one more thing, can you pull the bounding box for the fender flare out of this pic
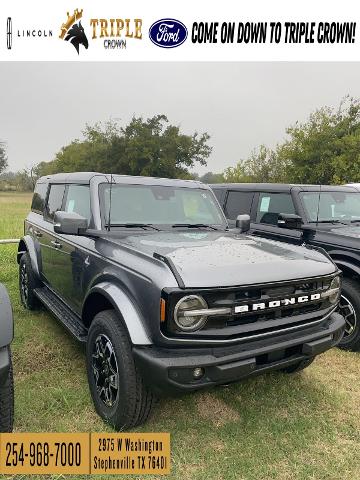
[17,235,40,277]
[332,259,360,277]
[327,248,360,263]
[83,282,152,345]
[0,284,14,348]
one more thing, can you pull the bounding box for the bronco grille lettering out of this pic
[234,293,321,314]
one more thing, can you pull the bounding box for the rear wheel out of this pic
[19,253,41,310]
[86,310,156,430]
[280,357,315,374]
[337,278,360,352]
[0,347,14,432]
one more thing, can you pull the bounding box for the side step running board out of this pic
[34,287,88,342]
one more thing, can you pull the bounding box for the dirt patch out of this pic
[178,463,205,480]
[209,439,226,452]
[195,392,240,427]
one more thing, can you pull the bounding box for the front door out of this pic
[56,184,92,311]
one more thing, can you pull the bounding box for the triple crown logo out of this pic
[59,9,88,54]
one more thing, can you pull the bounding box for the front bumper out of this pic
[133,312,345,395]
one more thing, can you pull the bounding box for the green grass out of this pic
[0,192,360,480]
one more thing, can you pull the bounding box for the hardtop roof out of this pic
[37,172,207,189]
[209,183,359,193]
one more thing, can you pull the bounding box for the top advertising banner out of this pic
[0,0,359,61]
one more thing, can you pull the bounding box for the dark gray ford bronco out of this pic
[18,173,345,430]
[0,284,14,431]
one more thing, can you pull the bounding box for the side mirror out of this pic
[235,214,251,233]
[278,213,303,229]
[54,211,88,235]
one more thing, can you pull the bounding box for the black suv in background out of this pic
[18,173,344,429]
[211,183,360,351]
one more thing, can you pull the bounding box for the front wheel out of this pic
[19,253,41,310]
[0,347,14,432]
[86,310,156,431]
[337,278,360,352]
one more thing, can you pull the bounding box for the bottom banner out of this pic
[0,432,170,475]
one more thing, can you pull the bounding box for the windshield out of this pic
[300,191,360,222]
[100,183,226,228]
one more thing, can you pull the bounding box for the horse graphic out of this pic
[65,21,88,54]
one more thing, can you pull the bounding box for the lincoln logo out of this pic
[7,17,12,50]
[234,293,321,314]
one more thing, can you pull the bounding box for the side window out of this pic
[64,185,91,224]
[44,184,65,222]
[212,189,224,205]
[256,193,295,225]
[225,191,254,219]
[31,183,48,214]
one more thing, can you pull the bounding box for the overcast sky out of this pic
[1,62,359,174]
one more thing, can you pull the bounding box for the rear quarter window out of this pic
[31,183,48,214]
[44,184,66,222]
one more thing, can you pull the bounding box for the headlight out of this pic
[174,295,208,331]
[321,276,341,304]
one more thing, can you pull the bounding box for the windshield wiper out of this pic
[107,223,161,231]
[172,223,220,231]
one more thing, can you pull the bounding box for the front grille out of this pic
[204,277,330,310]
[222,302,322,327]
[163,274,335,340]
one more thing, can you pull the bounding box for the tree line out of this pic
[1,96,360,191]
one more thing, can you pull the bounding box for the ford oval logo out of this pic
[149,18,187,48]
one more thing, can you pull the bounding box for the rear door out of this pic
[25,182,49,273]
[41,183,66,286]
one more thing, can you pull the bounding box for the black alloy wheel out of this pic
[338,295,357,339]
[86,309,156,430]
[19,262,28,305]
[337,278,360,351]
[91,334,119,408]
[18,253,41,310]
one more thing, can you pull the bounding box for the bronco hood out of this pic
[116,231,336,288]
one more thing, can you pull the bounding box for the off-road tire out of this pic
[0,347,14,432]
[280,357,315,374]
[338,278,360,352]
[19,252,41,310]
[86,310,156,431]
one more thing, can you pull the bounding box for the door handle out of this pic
[51,240,62,249]
[34,230,42,238]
